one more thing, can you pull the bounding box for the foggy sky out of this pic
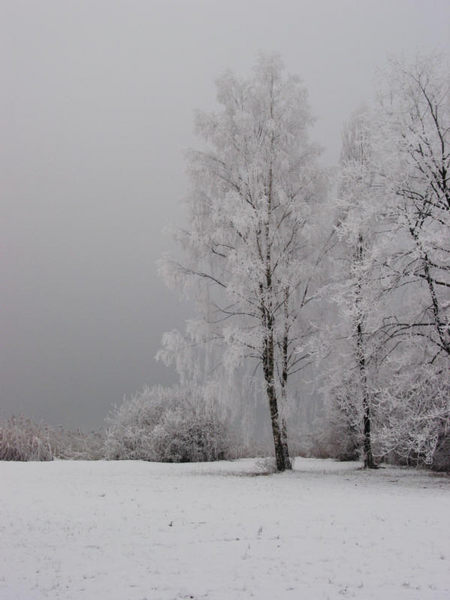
[1,0,449,430]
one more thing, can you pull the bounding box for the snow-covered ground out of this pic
[0,458,448,600]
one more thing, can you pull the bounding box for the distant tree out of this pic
[160,55,326,471]
[50,427,105,460]
[333,107,381,467]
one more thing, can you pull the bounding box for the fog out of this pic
[1,0,449,429]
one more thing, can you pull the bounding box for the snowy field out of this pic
[0,458,449,600]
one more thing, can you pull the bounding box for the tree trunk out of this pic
[262,139,291,472]
[279,300,292,469]
[263,327,291,471]
[358,320,375,469]
[355,234,375,469]
[267,377,288,471]
[409,227,450,356]
[362,399,375,468]
[280,397,292,469]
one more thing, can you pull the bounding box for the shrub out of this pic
[0,415,53,461]
[0,415,105,461]
[151,410,228,462]
[376,365,449,467]
[104,385,230,462]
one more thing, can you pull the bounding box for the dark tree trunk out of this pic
[261,138,292,472]
[358,321,375,468]
[355,234,376,469]
[279,305,292,469]
[266,374,288,472]
[280,413,291,468]
[263,323,291,471]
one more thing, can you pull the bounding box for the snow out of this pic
[0,458,448,599]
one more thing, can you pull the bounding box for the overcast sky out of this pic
[1,0,449,430]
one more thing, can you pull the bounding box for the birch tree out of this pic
[334,107,381,467]
[371,55,450,465]
[376,55,450,359]
[161,55,325,471]
[328,55,450,467]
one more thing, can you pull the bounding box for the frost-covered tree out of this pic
[372,55,450,467]
[325,55,450,468]
[160,55,326,471]
[376,54,449,359]
[331,107,382,467]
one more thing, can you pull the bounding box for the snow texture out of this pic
[0,458,448,599]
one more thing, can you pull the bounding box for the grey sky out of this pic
[1,0,449,429]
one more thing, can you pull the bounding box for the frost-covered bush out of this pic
[104,386,168,461]
[0,415,105,461]
[104,385,230,462]
[0,415,53,461]
[376,365,449,467]
[317,360,449,468]
[151,409,227,462]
